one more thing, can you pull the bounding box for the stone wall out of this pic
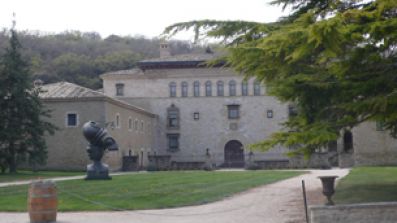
[102,67,338,167]
[104,99,155,170]
[41,97,155,171]
[42,100,105,171]
[123,96,289,166]
[353,122,397,166]
[310,202,397,223]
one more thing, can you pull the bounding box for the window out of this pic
[115,83,124,96]
[217,81,224,96]
[194,112,199,120]
[205,81,212,96]
[254,81,261,96]
[229,80,236,96]
[167,104,179,129]
[167,134,180,151]
[115,114,120,128]
[128,117,132,130]
[288,105,298,117]
[181,82,188,97]
[141,120,144,131]
[193,81,200,97]
[228,105,240,119]
[376,121,385,131]
[134,119,138,131]
[169,82,176,97]
[241,81,248,96]
[267,109,273,118]
[66,113,78,127]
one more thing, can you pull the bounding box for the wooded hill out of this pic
[0,30,204,89]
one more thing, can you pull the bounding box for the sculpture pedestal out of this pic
[85,162,111,180]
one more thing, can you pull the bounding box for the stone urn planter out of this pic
[318,175,338,205]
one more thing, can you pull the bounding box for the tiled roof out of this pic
[101,68,143,77]
[39,82,104,98]
[140,53,218,63]
[39,82,156,117]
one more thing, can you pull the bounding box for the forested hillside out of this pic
[0,30,202,89]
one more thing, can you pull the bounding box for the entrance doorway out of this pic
[224,140,244,167]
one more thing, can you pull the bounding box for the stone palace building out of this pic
[37,43,397,171]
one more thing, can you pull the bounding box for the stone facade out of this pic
[39,82,156,171]
[39,48,397,170]
[310,202,397,223]
[352,122,397,166]
[101,54,291,167]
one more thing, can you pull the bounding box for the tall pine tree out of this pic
[164,0,397,156]
[0,29,56,173]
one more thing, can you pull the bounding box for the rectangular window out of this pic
[116,83,124,96]
[67,113,78,127]
[168,112,178,128]
[194,112,199,120]
[128,118,132,130]
[288,105,298,117]
[267,110,273,118]
[228,105,240,119]
[115,114,120,128]
[167,134,179,151]
[376,121,385,131]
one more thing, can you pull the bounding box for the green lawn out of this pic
[0,170,303,211]
[0,170,84,183]
[334,167,397,204]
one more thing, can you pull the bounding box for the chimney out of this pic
[33,79,44,87]
[159,42,171,58]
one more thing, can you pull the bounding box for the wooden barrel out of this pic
[28,180,57,223]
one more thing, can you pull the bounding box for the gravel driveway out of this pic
[0,169,349,223]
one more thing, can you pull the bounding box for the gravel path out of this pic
[0,169,349,223]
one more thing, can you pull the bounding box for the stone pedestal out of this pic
[85,162,111,180]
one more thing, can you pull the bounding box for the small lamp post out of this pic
[318,176,338,205]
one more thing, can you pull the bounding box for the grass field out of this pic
[0,170,84,183]
[0,170,303,211]
[334,167,397,204]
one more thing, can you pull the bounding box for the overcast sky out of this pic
[0,0,288,40]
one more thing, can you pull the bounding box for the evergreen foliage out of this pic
[164,0,397,156]
[0,30,56,173]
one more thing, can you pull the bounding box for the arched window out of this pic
[241,81,248,96]
[205,81,212,96]
[181,82,188,97]
[254,80,261,96]
[217,81,224,96]
[193,81,200,97]
[169,82,176,97]
[229,80,236,96]
[128,117,132,130]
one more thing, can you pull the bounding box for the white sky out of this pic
[0,0,288,40]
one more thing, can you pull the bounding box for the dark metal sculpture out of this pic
[82,121,118,180]
[318,176,338,205]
